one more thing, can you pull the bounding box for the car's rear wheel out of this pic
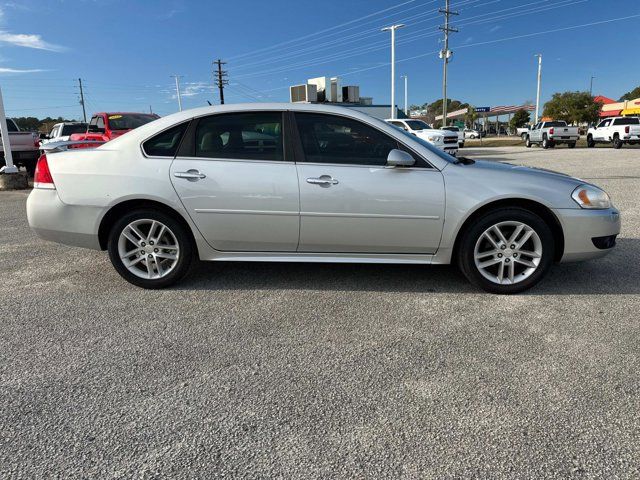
[613,133,623,149]
[521,133,527,141]
[542,135,550,149]
[457,208,555,294]
[568,142,576,149]
[525,136,532,148]
[107,209,194,289]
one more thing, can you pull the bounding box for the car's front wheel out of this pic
[457,208,555,294]
[107,209,194,289]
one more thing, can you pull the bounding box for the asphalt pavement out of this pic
[1,146,639,478]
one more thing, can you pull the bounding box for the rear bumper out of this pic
[554,207,621,262]
[26,188,103,250]
[548,136,579,143]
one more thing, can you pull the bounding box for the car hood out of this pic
[462,158,581,182]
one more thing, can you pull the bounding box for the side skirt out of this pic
[201,252,436,265]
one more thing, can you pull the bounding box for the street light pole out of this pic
[589,76,596,96]
[382,24,404,119]
[534,54,542,123]
[402,75,408,116]
[0,87,17,174]
[171,74,183,112]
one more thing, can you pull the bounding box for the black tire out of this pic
[107,208,194,289]
[542,135,549,149]
[525,136,532,148]
[613,134,623,149]
[521,133,527,141]
[457,208,555,294]
[568,142,576,149]
[587,135,595,148]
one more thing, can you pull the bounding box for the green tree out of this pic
[509,109,530,131]
[465,106,478,128]
[542,91,601,125]
[619,85,640,101]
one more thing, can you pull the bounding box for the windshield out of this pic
[443,126,459,132]
[61,124,88,136]
[107,114,158,130]
[393,127,458,164]
[405,120,431,131]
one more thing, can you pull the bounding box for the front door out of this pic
[170,111,299,252]
[293,112,445,254]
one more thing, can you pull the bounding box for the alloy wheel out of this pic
[473,221,543,285]
[117,219,180,279]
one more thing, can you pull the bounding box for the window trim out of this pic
[290,111,435,169]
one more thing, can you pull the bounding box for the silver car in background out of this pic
[27,103,620,293]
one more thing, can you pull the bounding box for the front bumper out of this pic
[554,207,620,262]
[26,188,103,250]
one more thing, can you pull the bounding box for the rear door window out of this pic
[194,112,284,161]
[613,117,639,125]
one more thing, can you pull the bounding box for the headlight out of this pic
[571,184,611,209]
[427,135,442,143]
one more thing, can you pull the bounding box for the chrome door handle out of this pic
[306,175,338,186]
[174,169,206,181]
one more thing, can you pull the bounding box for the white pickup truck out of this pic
[587,116,640,149]
[385,119,459,156]
[525,120,580,149]
[0,118,40,174]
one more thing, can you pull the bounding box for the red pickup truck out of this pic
[70,112,159,143]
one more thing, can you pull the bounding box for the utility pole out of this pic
[402,75,408,116]
[381,24,404,119]
[439,0,458,127]
[534,54,542,122]
[589,75,596,96]
[171,74,183,111]
[214,59,228,105]
[78,78,87,123]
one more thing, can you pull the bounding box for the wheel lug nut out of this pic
[154,248,158,253]
[501,245,506,250]
[141,250,145,254]
[150,241,154,245]
[505,258,510,263]
[148,254,153,258]
[510,244,515,249]
[141,242,146,247]
[498,253,503,258]
[513,253,518,257]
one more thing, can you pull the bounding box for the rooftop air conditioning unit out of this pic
[308,76,329,102]
[342,85,360,103]
[290,84,317,103]
[329,77,342,103]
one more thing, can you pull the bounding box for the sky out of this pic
[0,0,638,120]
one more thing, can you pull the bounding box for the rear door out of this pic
[292,112,445,254]
[169,111,300,252]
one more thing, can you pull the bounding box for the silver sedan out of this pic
[27,103,620,293]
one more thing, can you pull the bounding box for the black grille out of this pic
[443,137,457,144]
[592,235,617,250]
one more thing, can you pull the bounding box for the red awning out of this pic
[594,95,615,105]
[600,109,621,117]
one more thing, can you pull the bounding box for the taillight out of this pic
[34,154,55,189]
[549,127,554,135]
[625,126,630,134]
[34,135,40,148]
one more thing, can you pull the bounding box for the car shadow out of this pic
[177,237,639,296]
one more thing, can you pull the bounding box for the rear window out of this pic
[544,121,568,127]
[613,117,639,125]
[143,122,189,157]
[61,124,88,136]
[108,114,158,130]
[7,120,18,132]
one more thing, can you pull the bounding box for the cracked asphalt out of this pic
[1,146,639,478]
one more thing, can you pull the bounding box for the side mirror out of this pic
[386,149,415,167]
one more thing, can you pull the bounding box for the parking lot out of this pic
[1,146,639,478]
